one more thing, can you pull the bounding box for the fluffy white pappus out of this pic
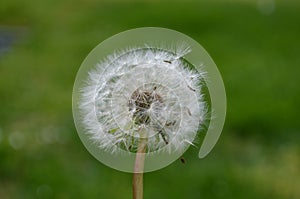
[79,44,206,154]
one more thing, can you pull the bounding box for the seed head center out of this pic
[128,87,163,125]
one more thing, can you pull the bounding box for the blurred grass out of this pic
[0,0,300,198]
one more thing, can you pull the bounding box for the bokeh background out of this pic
[1,0,300,198]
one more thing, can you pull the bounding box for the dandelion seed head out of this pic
[79,45,206,154]
[73,27,226,172]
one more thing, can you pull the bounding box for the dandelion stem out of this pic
[133,137,147,199]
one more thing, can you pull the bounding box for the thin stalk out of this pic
[132,138,147,199]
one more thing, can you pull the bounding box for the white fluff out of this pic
[79,45,206,154]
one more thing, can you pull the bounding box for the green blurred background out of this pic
[0,0,299,198]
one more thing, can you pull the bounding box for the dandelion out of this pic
[73,27,226,199]
[80,45,205,198]
[80,46,206,154]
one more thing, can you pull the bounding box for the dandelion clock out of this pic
[72,27,226,199]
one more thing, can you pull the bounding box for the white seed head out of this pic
[79,45,206,154]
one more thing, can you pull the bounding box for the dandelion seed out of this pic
[180,156,186,164]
